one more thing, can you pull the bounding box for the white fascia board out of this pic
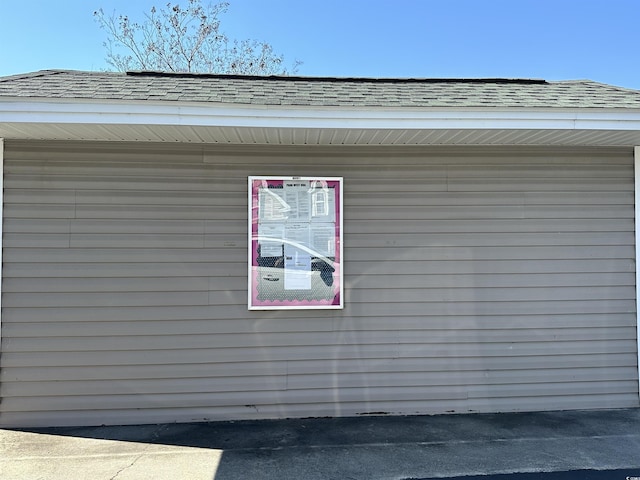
[2,98,640,132]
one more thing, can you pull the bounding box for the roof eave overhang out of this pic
[2,98,640,147]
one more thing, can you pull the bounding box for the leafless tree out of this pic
[94,0,301,74]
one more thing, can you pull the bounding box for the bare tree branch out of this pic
[94,0,301,74]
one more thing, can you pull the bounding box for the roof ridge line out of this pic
[125,70,549,84]
[0,69,76,84]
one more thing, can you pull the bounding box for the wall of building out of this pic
[0,140,637,427]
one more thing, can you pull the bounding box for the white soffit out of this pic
[2,99,640,146]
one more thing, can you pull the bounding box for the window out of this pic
[248,176,343,310]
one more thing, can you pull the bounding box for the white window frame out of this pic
[248,176,344,310]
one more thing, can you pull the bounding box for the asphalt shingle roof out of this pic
[2,69,640,109]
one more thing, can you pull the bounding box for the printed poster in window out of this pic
[249,176,343,310]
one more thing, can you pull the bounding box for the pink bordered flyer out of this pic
[248,176,343,310]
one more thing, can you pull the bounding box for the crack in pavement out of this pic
[109,452,145,480]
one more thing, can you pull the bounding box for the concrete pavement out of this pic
[1,408,640,479]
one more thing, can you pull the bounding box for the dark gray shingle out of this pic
[1,69,640,109]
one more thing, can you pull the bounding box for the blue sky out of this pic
[1,0,639,88]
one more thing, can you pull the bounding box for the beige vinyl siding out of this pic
[0,141,637,427]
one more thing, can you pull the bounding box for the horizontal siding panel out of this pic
[3,331,402,352]
[46,233,248,249]
[3,189,76,204]
[352,298,635,319]
[345,259,635,275]
[2,340,636,369]
[347,232,635,247]
[464,381,638,399]
[3,233,70,248]
[69,234,206,248]
[3,262,242,278]
[3,291,210,308]
[0,245,605,266]
[348,191,634,207]
[74,204,247,220]
[2,376,288,397]
[346,246,635,261]
[74,190,247,207]
[5,143,628,163]
[349,219,635,234]
[3,218,71,234]
[4,218,240,235]
[523,205,634,219]
[331,313,638,330]
[4,277,216,293]
[70,219,209,234]
[397,340,638,358]
[523,191,634,205]
[285,353,639,375]
[3,380,637,413]
[3,300,636,323]
[396,327,635,343]
[7,161,631,179]
[4,367,637,398]
[2,142,637,427]
[344,286,637,303]
[350,205,633,220]
[3,247,246,263]
[2,150,206,164]
[3,174,251,193]
[393,299,637,319]
[3,245,632,263]
[3,273,633,294]
[204,286,637,305]
[446,164,634,178]
[285,367,639,390]
[4,162,244,178]
[1,362,290,382]
[3,259,634,278]
[2,314,635,338]
[1,344,404,368]
[4,353,635,383]
[448,177,633,192]
[3,204,76,219]
[344,179,626,193]
[348,273,636,289]
[3,327,634,353]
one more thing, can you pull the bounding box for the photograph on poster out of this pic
[248,176,343,310]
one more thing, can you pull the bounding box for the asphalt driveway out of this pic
[2,408,640,479]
